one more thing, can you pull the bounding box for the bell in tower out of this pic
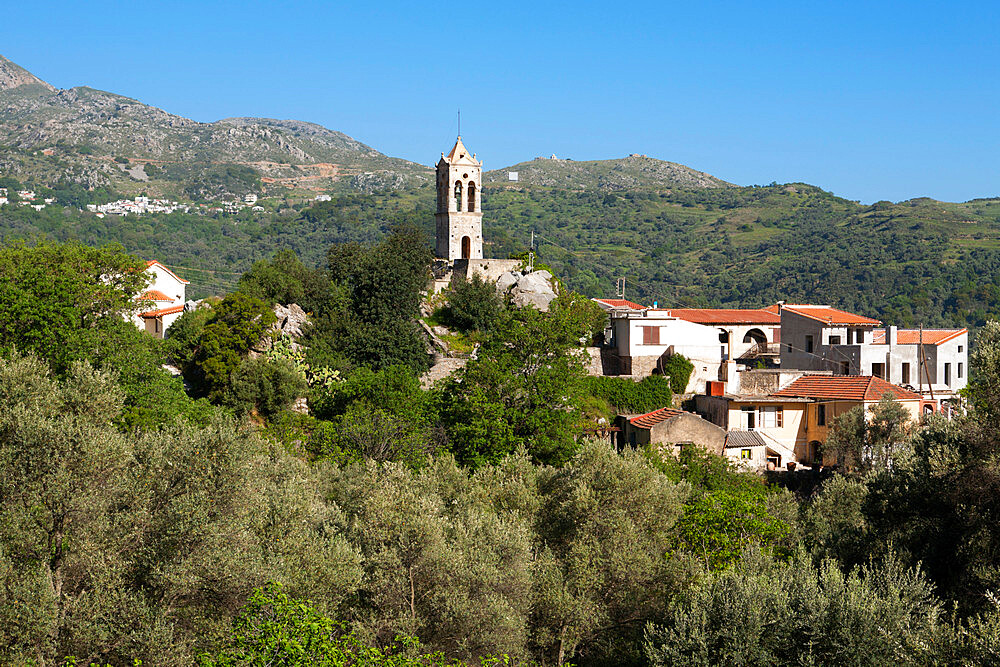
[435,136,483,261]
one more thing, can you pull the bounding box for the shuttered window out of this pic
[642,326,660,345]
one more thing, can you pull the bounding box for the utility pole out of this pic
[616,277,626,300]
[527,230,535,272]
[918,324,923,396]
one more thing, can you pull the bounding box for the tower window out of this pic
[454,181,463,212]
[467,182,476,212]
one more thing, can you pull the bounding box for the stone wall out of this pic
[454,258,523,283]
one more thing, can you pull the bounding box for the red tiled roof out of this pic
[664,308,780,325]
[871,328,967,346]
[628,407,685,429]
[594,298,646,310]
[145,260,190,284]
[771,375,921,401]
[140,304,185,318]
[781,305,881,326]
[138,289,173,301]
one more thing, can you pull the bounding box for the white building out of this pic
[777,304,967,401]
[133,260,189,338]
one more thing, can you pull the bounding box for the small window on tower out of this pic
[454,181,463,212]
[467,182,476,212]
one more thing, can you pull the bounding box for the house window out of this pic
[805,335,814,354]
[944,363,952,385]
[829,335,841,345]
[959,345,964,353]
[816,404,826,426]
[154,318,161,334]
[786,343,792,353]
[841,361,850,375]
[872,363,886,380]
[758,406,783,428]
[642,326,660,345]
[741,406,756,430]
[958,362,963,379]
[902,363,911,385]
[857,330,866,344]
[741,448,752,460]
[847,329,853,345]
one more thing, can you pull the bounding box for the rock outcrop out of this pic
[496,269,558,312]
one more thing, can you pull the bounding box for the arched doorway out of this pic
[461,236,471,259]
[743,328,767,345]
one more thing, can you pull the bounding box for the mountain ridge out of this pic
[0,55,732,198]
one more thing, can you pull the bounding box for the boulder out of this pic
[495,270,520,295]
[506,270,558,312]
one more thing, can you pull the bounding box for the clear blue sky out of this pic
[4,0,998,203]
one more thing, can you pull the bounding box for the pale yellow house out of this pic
[696,375,931,469]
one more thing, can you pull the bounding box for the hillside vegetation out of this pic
[5,178,1000,330]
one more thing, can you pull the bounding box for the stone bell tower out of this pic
[435,136,483,261]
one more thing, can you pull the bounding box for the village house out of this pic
[615,406,727,456]
[777,303,966,404]
[696,374,929,470]
[132,260,188,338]
[594,306,783,393]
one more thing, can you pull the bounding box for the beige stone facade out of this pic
[435,136,484,261]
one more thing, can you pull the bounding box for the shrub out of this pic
[585,375,673,413]
[443,275,502,332]
[659,354,694,394]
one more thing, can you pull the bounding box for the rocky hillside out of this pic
[0,55,431,196]
[483,154,731,191]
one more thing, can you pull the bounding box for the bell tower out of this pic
[435,136,483,261]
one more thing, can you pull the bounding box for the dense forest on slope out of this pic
[4,179,1000,328]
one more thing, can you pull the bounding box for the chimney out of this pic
[887,325,897,346]
[776,300,786,314]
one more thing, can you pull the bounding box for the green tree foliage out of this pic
[824,394,913,472]
[0,240,146,372]
[442,275,502,333]
[227,356,308,419]
[644,550,953,667]
[0,354,362,664]
[326,226,433,373]
[438,293,599,467]
[185,292,277,401]
[659,353,694,394]
[236,248,335,315]
[0,240,209,429]
[200,582,487,667]
[584,375,672,413]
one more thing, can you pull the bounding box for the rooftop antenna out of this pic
[458,109,461,137]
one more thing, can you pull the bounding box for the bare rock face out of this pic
[499,270,558,312]
[272,303,309,344]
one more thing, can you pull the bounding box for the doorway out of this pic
[461,236,471,259]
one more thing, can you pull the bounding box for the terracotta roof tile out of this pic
[138,289,173,301]
[772,375,921,401]
[664,308,780,325]
[628,407,685,429]
[781,305,881,326]
[594,298,646,310]
[140,304,185,318]
[871,328,967,345]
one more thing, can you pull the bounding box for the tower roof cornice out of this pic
[441,136,481,166]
